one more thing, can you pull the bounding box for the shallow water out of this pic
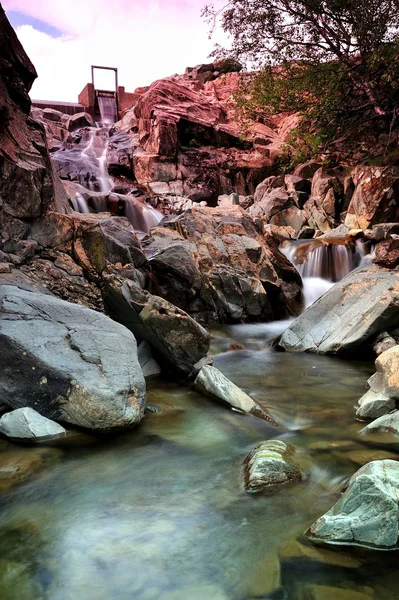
[1,325,399,599]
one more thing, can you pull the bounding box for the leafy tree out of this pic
[203,0,399,117]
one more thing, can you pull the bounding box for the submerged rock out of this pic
[0,407,66,442]
[243,440,304,491]
[307,460,399,549]
[278,266,399,354]
[194,365,276,424]
[0,284,146,431]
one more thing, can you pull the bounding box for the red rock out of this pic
[374,238,399,268]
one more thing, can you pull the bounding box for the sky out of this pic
[3,0,227,102]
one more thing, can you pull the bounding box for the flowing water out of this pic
[56,125,162,234]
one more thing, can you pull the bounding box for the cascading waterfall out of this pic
[55,121,162,234]
[283,238,375,308]
[97,96,118,125]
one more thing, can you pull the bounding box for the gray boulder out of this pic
[361,411,399,436]
[244,440,304,491]
[278,266,399,354]
[0,407,66,442]
[356,346,399,421]
[0,285,146,431]
[307,460,399,549]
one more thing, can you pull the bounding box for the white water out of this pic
[97,96,118,125]
[63,124,162,234]
[283,238,375,308]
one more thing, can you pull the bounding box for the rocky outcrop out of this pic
[278,266,399,354]
[194,365,276,423]
[243,440,305,491]
[142,205,303,323]
[0,284,146,431]
[0,6,68,255]
[0,407,66,442]
[307,460,399,549]
[345,167,399,230]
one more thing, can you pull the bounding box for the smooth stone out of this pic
[355,389,395,421]
[361,411,399,436]
[280,540,363,568]
[304,584,373,600]
[278,266,399,354]
[194,365,277,424]
[307,460,399,549]
[0,407,66,442]
[243,440,304,491]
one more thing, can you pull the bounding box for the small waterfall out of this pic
[97,96,118,125]
[55,120,163,234]
[283,238,374,308]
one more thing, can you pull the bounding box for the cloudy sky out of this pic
[3,0,227,102]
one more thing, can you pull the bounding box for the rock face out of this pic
[243,440,304,491]
[0,7,68,254]
[278,266,399,354]
[143,205,303,323]
[307,460,399,549]
[0,284,146,431]
[0,407,66,442]
[345,167,399,230]
[194,365,276,424]
[112,71,299,202]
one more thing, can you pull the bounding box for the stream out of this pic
[1,318,399,599]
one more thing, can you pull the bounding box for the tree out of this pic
[203,0,399,116]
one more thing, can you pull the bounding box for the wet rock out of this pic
[344,449,399,467]
[0,447,61,491]
[361,411,399,436]
[66,112,94,131]
[143,206,303,324]
[356,388,395,421]
[374,238,399,269]
[137,340,161,378]
[103,274,210,376]
[243,440,304,491]
[304,585,373,600]
[372,331,397,356]
[280,539,363,568]
[194,365,276,423]
[278,266,399,354]
[372,222,399,241]
[345,166,399,230]
[0,407,66,442]
[0,284,146,431]
[307,460,399,549]
[357,346,399,421]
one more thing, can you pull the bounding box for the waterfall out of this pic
[283,238,375,308]
[97,96,118,125]
[54,122,163,234]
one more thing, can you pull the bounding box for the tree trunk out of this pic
[346,63,386,117]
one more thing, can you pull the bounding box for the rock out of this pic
[66,112,94,131]
[279,540,363,568]
[0,7,69,253]
[356,388,395,421]
[361,411,399,436]
[239,553,281,597]
[293,161,323,180]
[307,460,399,549]
[0,407,66,442]
[243,440,304,491]
[0,447,61,491]
[137,340,161,378]
[194,365,276,423]
[372,331,397,355]
[374,238,399,268]
[0,284,146,431]
[103,274,210,376]
[298,226,315,239]
[311,167,344,219]
[142,206,303,324]
[304,585,373,600]
[42,108,63,122]
[345,166,399,230]
[357,346,399,421]
[278,266,399,354]
[372,223,399,241]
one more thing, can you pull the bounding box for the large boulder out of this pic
[345,166,399,230]
[102,274,210,376]
[0,7,68,253]
[0,284,146,431]
[307,460,399,549]
[356,347,399,420]
[142,205,303,324]
[278,266,399,354]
